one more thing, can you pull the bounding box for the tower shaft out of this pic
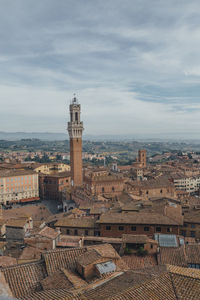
[67,96,84,186]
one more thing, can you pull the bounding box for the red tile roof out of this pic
[185,244,200,264]
[39,226,59,240]
[76,249,101,267]
[1,260,47,299]
[110,272,177,300]
[98,212,181,225]
[158,246,187,267]
[121,254,157,270]
[42,247,87,276]
[20,289,81,300]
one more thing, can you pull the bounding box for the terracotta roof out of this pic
[158,246,187,267]
[0,169,37,177]
[6,218,28,228]
[128,178,173,189]
[39,226,59,239]
[167,264,200,279]
[122,234,150,244]
[121,254,157,270]
[20,289,80,300]
[185,244,200,264]
[0,256,17,268]
[2,205,52,222]
[87,244,121,260]
[110,272,177,300]
[42,247,87,275]
[55,217,96,228]
[43,171,71,178]
[76,249,101,266]
[81,270,158,300]
[18,246,43,261]
[62,268,87,289]
[184,210,200,224]
[40,270,73,291]
[98,212,181,225]
[1,260,47,299]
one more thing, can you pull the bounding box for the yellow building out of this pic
[33,163,70,175]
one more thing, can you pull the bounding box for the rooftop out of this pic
[98,212,181,225]
[0,169,37,178]
[55,217,96,228]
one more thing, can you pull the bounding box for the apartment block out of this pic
[0,169,39,205]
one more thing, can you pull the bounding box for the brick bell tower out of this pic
[67,95,84,186]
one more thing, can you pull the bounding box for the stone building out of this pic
[6,216,33,241]
[84,169,124,197]
[67,95,84,187]
[171,174,200,194]
[126,178,176,200]
[0,169,39,205]
[55,217,98,236]
[97,212,182,238]
[33,163,70,175]
[39,171,71,201]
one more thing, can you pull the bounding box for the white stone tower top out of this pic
[67,94,84,139]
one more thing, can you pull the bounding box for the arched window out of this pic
[112,187,115,192]
[75,112,78,121]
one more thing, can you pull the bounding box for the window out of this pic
[94,231,100,236]
[74,229,78,235]
[75,112,78,121]
[112,187,115,192]
[118,226,124,231]
[85,230,88,236]
[156,227,161,232]
[106,226,111,230]
[160,189,163,194]
[167,227,172,233]
[180,230,186,237]
[131,226,136,231]
[191,224,196,228]
[144,227,149,231]
[190,231,195,237]
[66,229,70,235]
[184,223,188,227]
[151,244,153,249]
[146,191,148,195]
[102,187,105,193]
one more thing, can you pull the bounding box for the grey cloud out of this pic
[1,0,200,137]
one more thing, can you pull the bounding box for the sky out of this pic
[1,0,200,139]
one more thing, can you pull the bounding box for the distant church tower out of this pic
[67,95,84,186]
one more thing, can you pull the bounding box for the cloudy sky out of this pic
[1,0,200,138]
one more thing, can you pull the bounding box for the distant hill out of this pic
[0,131,199,142]
[0,132,68,141]
[0,132,156,141]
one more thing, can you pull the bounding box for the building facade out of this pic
[39,172,71,201]
[84,169,124,196]
[33,163,70,175]
[0,170,39,205]
[67,95,84,186]
[171,175,200,194]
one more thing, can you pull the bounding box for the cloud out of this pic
[0,0,200,138]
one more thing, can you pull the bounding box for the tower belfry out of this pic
[67,95,84,186]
